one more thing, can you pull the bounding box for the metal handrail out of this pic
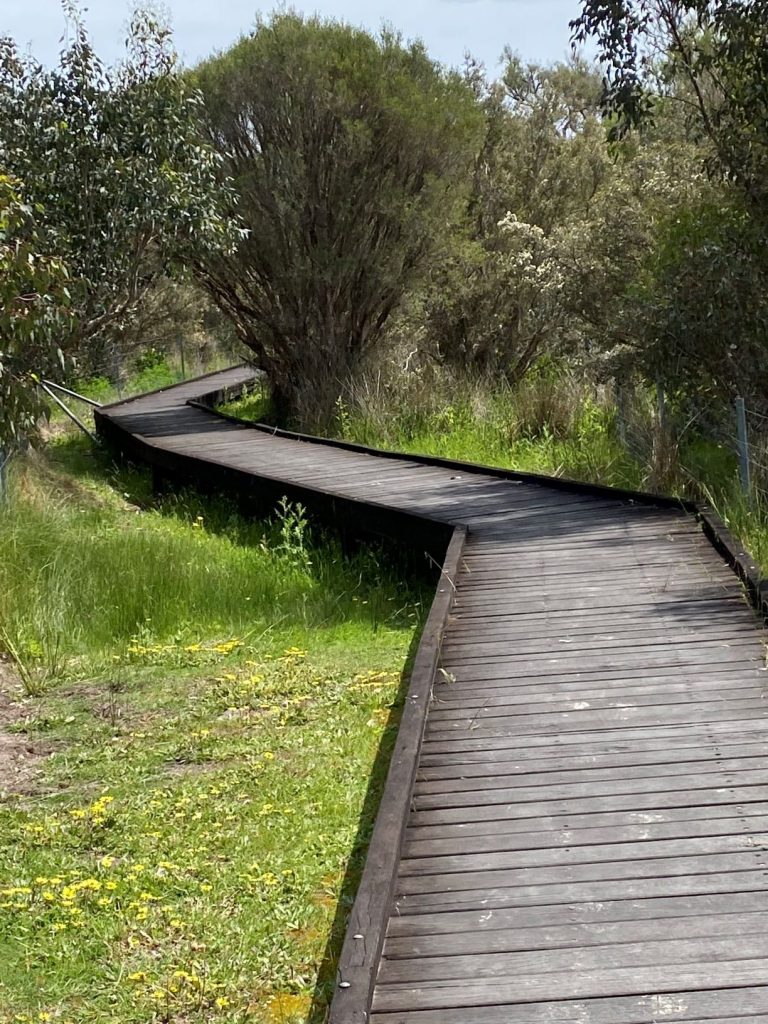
[41,379,102,408]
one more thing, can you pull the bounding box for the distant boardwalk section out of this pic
[96,367,768,1024]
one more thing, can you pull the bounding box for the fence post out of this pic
[0,447,8,505]
[615,380,627,447]
[735,396,751,494]
[656,382,666,429]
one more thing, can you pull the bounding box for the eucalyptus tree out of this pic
[0,176,72,451]
[0,4,239,385]
[572,0,768,210]
[192,13,484,428]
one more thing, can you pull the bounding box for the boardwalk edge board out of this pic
[327,526,466,1024]
[93,367,768,1024]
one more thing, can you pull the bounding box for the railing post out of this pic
[656,381,666,429]
[735,396,751,494]
[615,380,627,447]
[0,447,9,505]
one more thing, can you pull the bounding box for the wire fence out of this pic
[0,445,13,504]
[614,381,768,505]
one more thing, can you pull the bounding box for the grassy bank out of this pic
[0,436,425,1023]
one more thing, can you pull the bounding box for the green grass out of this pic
[224,381,644,489]
[0,435,425,1023]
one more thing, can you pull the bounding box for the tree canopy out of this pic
[0,176,73,447]
[572,1,768,211]
[0,5,238,394]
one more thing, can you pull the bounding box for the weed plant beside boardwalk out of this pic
[0,434,424,1023]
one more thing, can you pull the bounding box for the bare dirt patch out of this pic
[0,659,52,796]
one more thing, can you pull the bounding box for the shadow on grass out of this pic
[45,432,155,507]
[306,613,427,1024]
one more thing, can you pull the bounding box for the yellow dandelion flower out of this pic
[127,971,146,983]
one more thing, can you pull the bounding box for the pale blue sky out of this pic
[2,0,588,74]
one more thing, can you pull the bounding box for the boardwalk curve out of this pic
[95,366,768,1024]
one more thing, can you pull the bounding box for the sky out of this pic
[1,0,589,75]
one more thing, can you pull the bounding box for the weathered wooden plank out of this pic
[429,666,765,695]
[396,849,768,899]
[393,868,768,916]
[424,703,768,741]
[399,833,768,878]
[370,987,768,1023]
[427,689,765,722]
[420,721,768,757]
[377,932,768,985]
[416,752,768,789]
[431,677,763,706]
[408,784,768,828]
[404,813,768,859]
[441,629,763,659]
[444,614,757,640]
[383,905,768,958]
[449,595,751,620]
[412,768,768,812]
[386,888,768,938]
[437,651,762,685]
[406,801,768,844]
[418,738,768,773]
[371,959,768,1012]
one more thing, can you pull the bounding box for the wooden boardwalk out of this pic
[96,367,768,1024]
